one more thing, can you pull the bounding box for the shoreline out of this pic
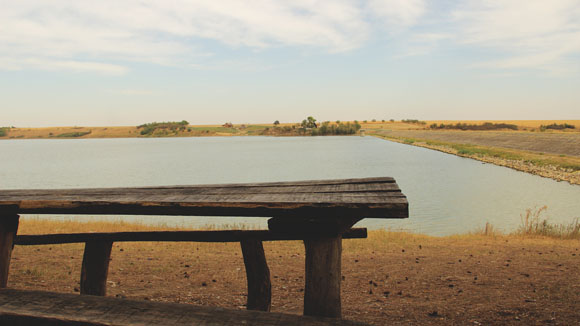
[371,134,580,185]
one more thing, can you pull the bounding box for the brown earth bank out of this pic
[372,130,580,157]
[8,220,580,326]
[371,131,580,185]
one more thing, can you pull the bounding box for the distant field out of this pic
[426,120,579,130]
[0,124,275,139]
[362,120,580,131]
[2,120,578,139]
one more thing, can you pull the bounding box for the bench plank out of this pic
[14,228,367,245]
[0,178,408,219]
[0,289,367,326]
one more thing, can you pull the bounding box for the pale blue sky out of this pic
[1,0,579,127]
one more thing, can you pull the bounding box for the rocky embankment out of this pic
[379,136,580,185]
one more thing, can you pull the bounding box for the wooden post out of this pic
[80,241,113,296]
[240,239,271,311]
[0,214,19,288]
[303,235,342,318]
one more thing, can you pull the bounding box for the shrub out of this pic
[430,122,518,131]
[540,123,575,131]
[310,121,361,136]
[138,121,189,136]
[402,119,426,125]
[56,131,92,138]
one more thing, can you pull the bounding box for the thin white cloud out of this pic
[110,89,155,96]
[1,0,408,74]
[452,0,580,72]
[395,33,451,57]
[0,57,128,75]
[366,0,426,28]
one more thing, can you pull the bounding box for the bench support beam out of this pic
[81,241,113,296]
[303,236,342,318]
[0,214,19,288]
[240,239,271,311]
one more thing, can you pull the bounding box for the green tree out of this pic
[274,120,280,126]
[301,116,317,128]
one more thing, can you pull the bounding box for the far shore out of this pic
[1,120,578,140]
[2,119,579,185]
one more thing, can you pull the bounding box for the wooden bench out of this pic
[0,177,408,323]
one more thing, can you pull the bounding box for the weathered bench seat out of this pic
[0,289,367,326]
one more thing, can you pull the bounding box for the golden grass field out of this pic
[9,219,580,325]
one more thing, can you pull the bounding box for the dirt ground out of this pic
[372,130,580,157]
[8,225,580,326]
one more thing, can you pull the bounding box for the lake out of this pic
[1,136,579,236]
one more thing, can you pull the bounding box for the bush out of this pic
[310,121,361,136]
[430,122,518,131]
[56,131,92,138]
[402,119,426,125]
[540,123,575,131]
[138,121,189,136]
[0,127,9,137]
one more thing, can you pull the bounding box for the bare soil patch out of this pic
[8,221,580,326]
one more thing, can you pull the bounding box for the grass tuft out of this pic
[517,206,580,239]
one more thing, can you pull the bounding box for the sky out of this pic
[1,0,579,127]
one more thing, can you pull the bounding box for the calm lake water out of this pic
[1,136,579,236]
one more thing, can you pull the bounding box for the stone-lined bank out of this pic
[373,134,580,185]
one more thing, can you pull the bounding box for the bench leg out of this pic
[81,241,113,296]
[0,214,19,288]
[303,236,342,318]
[240,239,271,311]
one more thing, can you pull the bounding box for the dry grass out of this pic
[5,126,140,139]
[517,207,580,239]
[9,219,580,325]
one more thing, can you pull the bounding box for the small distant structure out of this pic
[223,122,233,128]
